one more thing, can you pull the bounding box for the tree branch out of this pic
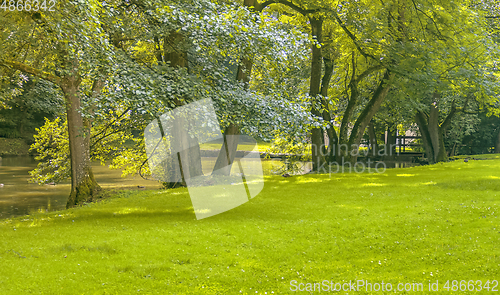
[440,100,457,132]
[327,9,378,61]
[356,64,385,82]
[410,0,448,40]
[257,0,319,14]
[90,108,131,148]
[0,60,61,85]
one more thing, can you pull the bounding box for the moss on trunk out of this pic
[66,170,101,208]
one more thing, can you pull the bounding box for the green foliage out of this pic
[456,112,500,155]
[266,130,311,175]
[109,137,150,178]
[29,117,70,184]
[0,75,64,139]
[3,0,500,183]
[30,110,149,184]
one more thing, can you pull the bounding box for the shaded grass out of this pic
[0,158,499,294]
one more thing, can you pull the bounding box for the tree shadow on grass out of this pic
[68,206,198,223]
[437,178,500,191]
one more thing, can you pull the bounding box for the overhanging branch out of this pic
[0,59,61,85]
[257,0,319,14]
[357,64,385,82]
[327,9,378,61]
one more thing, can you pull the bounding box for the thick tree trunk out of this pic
[210,56,251,174]
[212,123,240,176]
[187,136,204,178]
[385,124,397,158]
[368,120,378,157]
[155,117,184,188]
[64,74,100,208]
[427,102,441,163]
[415,110,435,163]
[320,56,337,161]
[347,70,394,163]
[416,97,458,163]
[436,131,448,162]
[309,16,327,172]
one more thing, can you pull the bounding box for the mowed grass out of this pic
[0,157,499,294]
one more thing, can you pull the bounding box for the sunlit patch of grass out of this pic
[0,157,499,293]
[296,176,327,183]
[362,183,387,187]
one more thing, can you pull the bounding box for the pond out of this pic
[0,156,162,219]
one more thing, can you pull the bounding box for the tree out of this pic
[0,2,113,206]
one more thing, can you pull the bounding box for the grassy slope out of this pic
[0,157,499,294]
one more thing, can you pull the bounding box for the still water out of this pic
[0,156,161,219]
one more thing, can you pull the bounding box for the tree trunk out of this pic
[309,16,326,172]
[368,120,378,157]
[416,96,458,163]
[337,54,360,163]
[320,55,337,161]
[427,102,441,163]
[63,74,100,208]
[436,130,448,162]
[210,55,251,175]
[385,124,397,158]
[187,136,204,178]
[415,110,435,163]
[347,70,394,163]
[212,123,240,176]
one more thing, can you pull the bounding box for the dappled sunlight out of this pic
[362,183,387,187]
[396,174,416,177]
[153,190,188,196]
[111,207,192,215]
[334,204,364,210]
[194,208,212,215]
[114,207,151,215]
[297,177,326,183]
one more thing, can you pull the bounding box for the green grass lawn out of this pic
[1,157,499,294]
